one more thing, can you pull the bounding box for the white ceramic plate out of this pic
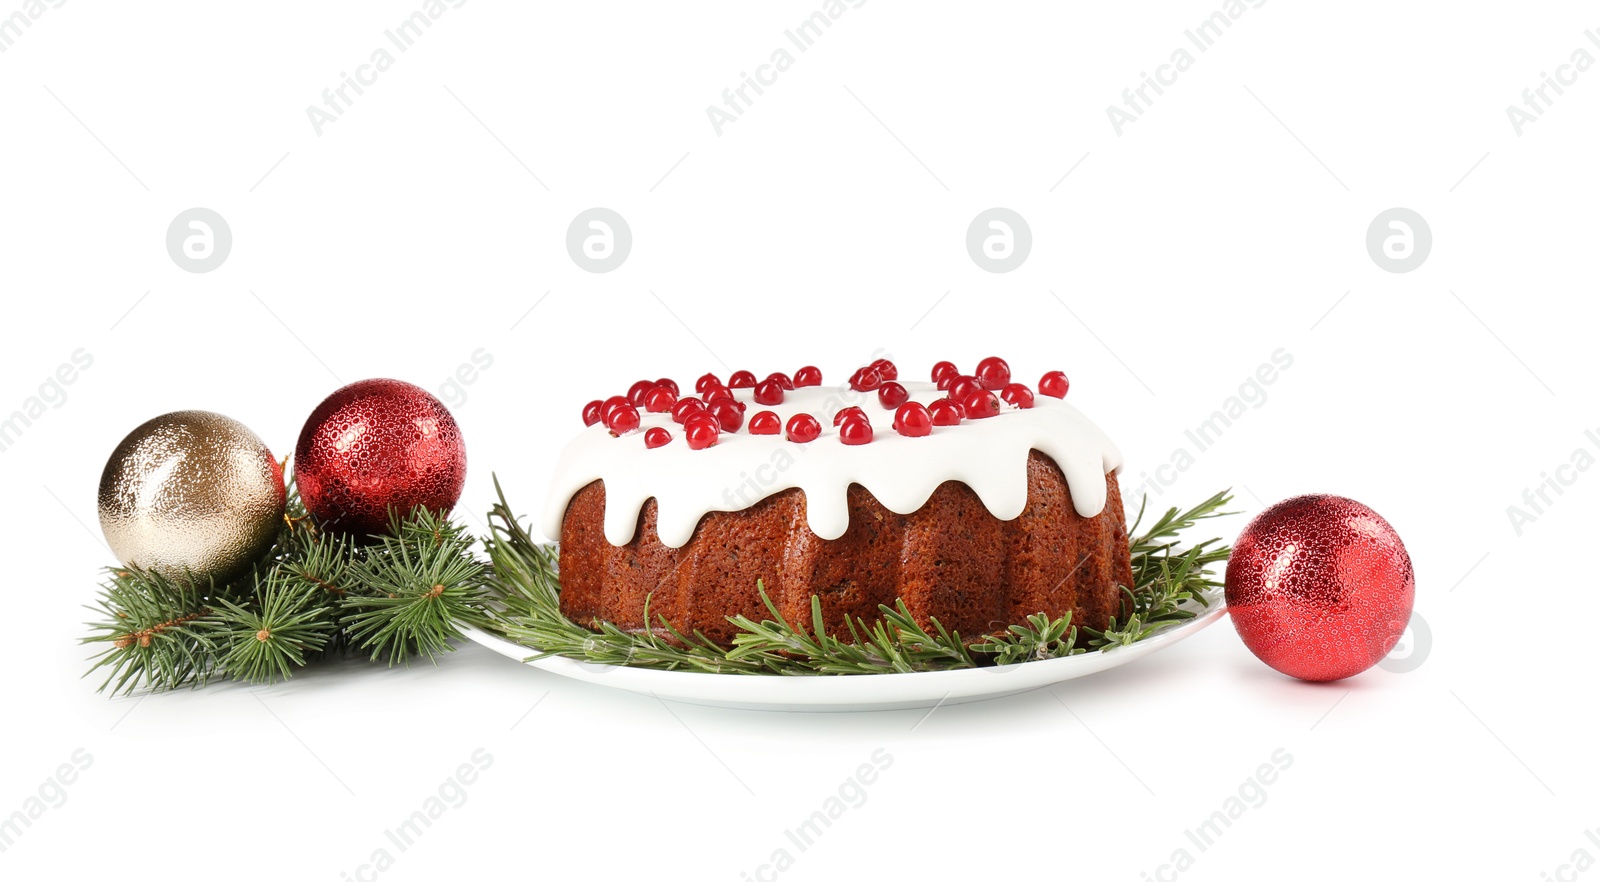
[461,589,1227,712]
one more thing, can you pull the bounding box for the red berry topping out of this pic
[627,380,657,407]
[794,366,822,387]
[644,427,672,449]
[703,384,734,403]
[708,399,745,432]
[748,411,782,435]
[877,381,909,409]
[695,373,721,394]
[839,418,874,445]
[849,367,882,392]
[1000,383,1034,409]
[602,395,630,422]
[1039,371,1070,398]
[786,413,821,443]
[684,415,720,450]
[870,358,898,381]
[947,376,984,401]
[582,400,604,426]
[929,398,964,426]
[606,403,641,434]
[893,402,933,437]
[645,386,678,413]
[728,370,758,389]
[753,379,785,406]
[655,378,680,397]
[766,372,794,390]
[975,357,1011,391]
[833,406,867,427]
[931,361,959,385]
[671,397,706,423]
[961,390,1000,419]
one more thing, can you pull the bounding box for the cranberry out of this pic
[794,366,822,387]
[748,411,782,435]
[753,379,785,406]
[839,418,874,445]
[765,372,794,390]
[606,403,641,434]
[645,386,678,413]
[655,378,680,397]
[870,358,898,381]
[684,415,720,450]
[601,395,630,423]
[703,384,734,403]
[947,376,984,401]
[931,361,958,385]
[695,373,721,394]
[644,427,672,449]
[877,382,909,408]
[1039,371,1070,398]
[833,406,867,427]
[929,398,964,426]
[975,357,1011,391]
[786,413,821,443]
[893,402,933,437]
[1000,383,1034,409]
[582,400,604,426]
[671,398,706,423]
[627,380,657,407]
[961,390,1000,419]
[708,399,745,432]
[728,370,758,389]
[849,367,882,392]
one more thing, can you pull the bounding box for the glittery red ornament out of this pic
[1225,494,1414,682]
[294,379,466,537]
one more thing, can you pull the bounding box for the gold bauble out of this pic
[97,411,286,584]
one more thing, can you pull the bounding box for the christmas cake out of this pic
[542,358,1133,647]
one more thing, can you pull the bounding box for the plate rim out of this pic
[459,588,1228,710]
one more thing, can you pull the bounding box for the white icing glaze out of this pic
[542,382,1123,548]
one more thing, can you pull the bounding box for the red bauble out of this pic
[1225,495,1415,682]
[294,378,467,537]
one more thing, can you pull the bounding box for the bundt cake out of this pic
[542,358,1132,648]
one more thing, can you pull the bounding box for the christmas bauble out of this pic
[294,378,466,537]
[1225,494,1414,682]
[98,411,286,583]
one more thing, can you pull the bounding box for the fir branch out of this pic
[278,530,354,598]
[82,568,222,695]
[83,475,491,694]
[340,506,492,665]
[484,481,1234,676]
[212,574,338,684]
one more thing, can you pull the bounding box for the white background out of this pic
[2,1,1594,879]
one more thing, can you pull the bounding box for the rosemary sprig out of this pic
[484,481,1234,675]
